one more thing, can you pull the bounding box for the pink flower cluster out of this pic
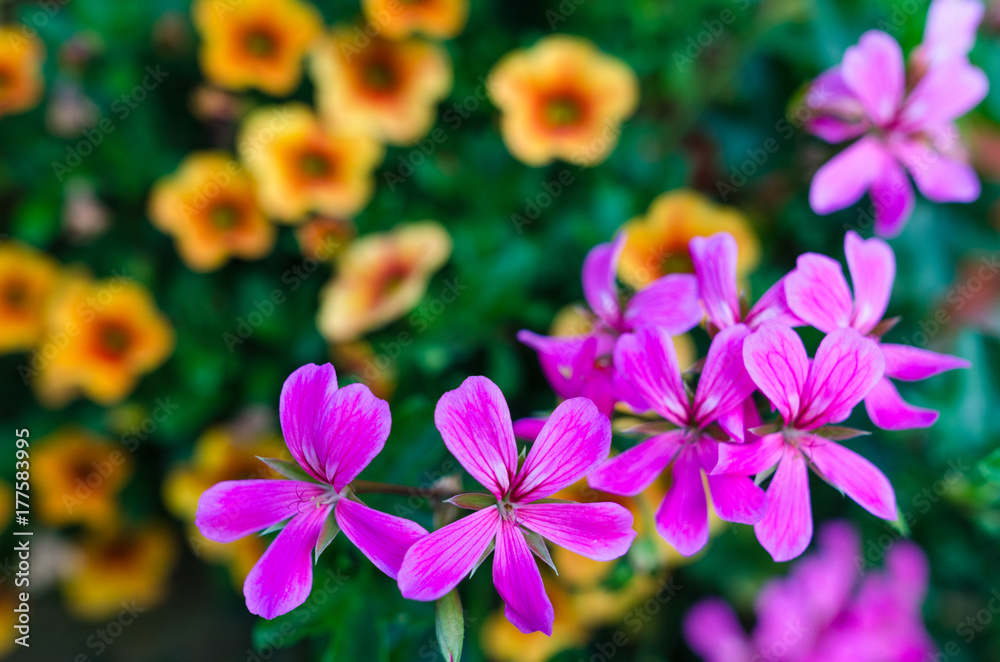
[684,520,936,662]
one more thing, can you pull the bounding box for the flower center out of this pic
[543,94,584,128]
[208,203,241,230]
[362,59,398,92]
[2,277,29,311]
[299,151,333,179]
[94,321,132,359]
[244,28,278,58]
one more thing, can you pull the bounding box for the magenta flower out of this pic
[684,521,935,662]
[806,12,988,236]
[714,325,897,561]
[786,230,970,430]
[519,233,702,415]
[196,363,428,619]
[397,376,636,635]
[588,324,766,555]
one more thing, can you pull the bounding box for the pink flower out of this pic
[683,521,935,662]
[714,325,897,561]
[397,376,636,635]
[786,230,970,430]
[519,233,702,415]
[588,324,767,556]
[806,10,988,237]
[196,363,428,619]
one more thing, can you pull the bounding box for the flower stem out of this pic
[350,480,462,500]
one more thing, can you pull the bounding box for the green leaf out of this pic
[435,589,464,662]
[315,510,341,563]
[624,420,676,435]
[257,457,319,483]
[446,493,496,510]
[260,518,291,536]
[814,425,871,440]
[978,448,1000,482]
[749,423,782,436]
[522,529,557,574]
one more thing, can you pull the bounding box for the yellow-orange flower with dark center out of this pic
[617,190,760,289]
[0,241,59,354]
[362,0,468,40]
[34,427,132,530]
[330,340,399,401]
[192,0,321,95]
[149,152,276,272]
[488,35,638,167]
[317,221,451,342]
[0,26,44,117]
[31,275,174,407]
[62,524,177,620]
[294,217,356,261]
[239,103,384,222]
[310,27,452,145]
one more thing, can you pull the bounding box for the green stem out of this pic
[350,480,464,500]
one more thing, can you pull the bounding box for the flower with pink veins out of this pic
[588,324,767,556]
[196,363,428,619]
[397,376,636,635]
[518,233,702,415]
[785,230,970,430]
[806,16,988,237]
[714,325,897,562]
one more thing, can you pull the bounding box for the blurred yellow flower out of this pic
[0,241,59,354]
[488,35,638,167]
[330,340,399,400]
[362,0,469,40]
[239,103,384,222]
[149,151,277,272]
[310,27,452,145]
[617,190,760,289]
[0,26,45,117]
[317,221,452,342]
[294,216,356,261]
[62,524,177,620]
[31,274,174,407]
[34,427,132,530]
[481,579,589,662]
[192,0,322,95]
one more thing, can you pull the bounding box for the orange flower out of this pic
[362,0,469,40]
[239,103,384,222]
[294,216,356,261]
[310,27,452,145]
[149,151,276,272]
[317,221,451,342]
[0,26,45,117]
[488,35,638,167]
[192,0,322,95]
[0,241,59,354]
[330,340,399,400]
[31,274,174,407]
[617,190,760,289]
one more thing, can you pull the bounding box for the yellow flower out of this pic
[62,524,178,620]
[488,35,638,167]
[317,221,451,342]
[480,579,588,662]
[310,27,452,145]
[31,274,174,407]
[0,241,59,354]
[192,0,322,95]
[330,340,399,400]
[0,26,45,117]
[617,190,760,289]
[294,216,356,261]
[34,427,132,530]
[238,103,384,222]
[149,151,277,272]
[362,0,469,40]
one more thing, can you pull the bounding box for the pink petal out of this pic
[518,501,636,561]
[690,233,741,329]
[806,437,897,520]
[512,416,547,441]
[655,448,710,556]
[713,432,785,477]
[197,479,327,543]
[743,324,810,423]
[614,327,689,426]
[864,377,940,430]
[806,67,871,143]
[809,136,887,215]
[317,383,391,491]
[706,473,768,525]
[785,253,853,334]
[920,0,984,64]
[891,139,981,203]
[244,505,331,619]
[807,115,870,144]
[870,156,916,238]
[899,58,989,132]
[844,230,895,334]
[512,397,612,502]
[745,277,803,329]
[880,343,970,381]
[624,273,702,335]
[841,30,905,125]
[434,376,518,498]
[582,234,625,327]
[798,328,885,429]
[587,430,685,496]
[693,324,756,426]
[279,363,340,483]
[683,599,751,662]
[493,521,554,635]
[755,447,813,562]
[335,498,428,580]
[517,330,591,398]
[398,507,501,601]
